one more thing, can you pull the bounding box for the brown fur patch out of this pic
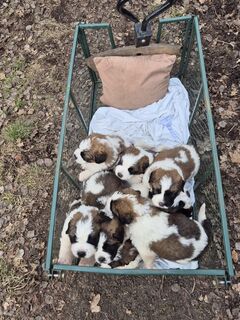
[100,217,124,243]
[149,168,183,193]
[81,172,130,209]
[123,146,140,156]
[168,214,201,240]
[83,134,125,166]
[154,146,195,180]
[110,239,139,268]
[134,155,150,174]
[110,197,137,224]
[150,234,194,261]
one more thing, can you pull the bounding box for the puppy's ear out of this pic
[110,200,119,217]
[98,211,112,223]
[95,153,107,164]
[137,156,149,174]
[113,226,124,242]
[118,213,133,225]
[66,220,77,243]
[180,180,185,191]
[122,188,141,197]
[149,171,156,184]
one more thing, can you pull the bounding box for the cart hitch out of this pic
[117,0,177,47]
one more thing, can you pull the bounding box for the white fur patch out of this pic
[172,191,192,208]
[175,150,188,163]
[95,232,112,265]
[84,172,104,194]
[183,145,200,177]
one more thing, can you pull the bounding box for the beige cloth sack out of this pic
[93,54,176,110]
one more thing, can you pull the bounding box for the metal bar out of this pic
[89,82,98,124]
[194,16,235,277]
[189,84,203,125]
[61,165,81,190]
[107,25,116,49]
[53,264,227,277]
[142,0,176,31]
[117,0,139,24]
[159,15,193,24]
[78,27,98,84]
[45,26,79,273]
[178,17,195,79]
[156,23,162,43]
[70,90,88,133]
[78,23,112,30]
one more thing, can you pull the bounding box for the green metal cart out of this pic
[45,2,235,285]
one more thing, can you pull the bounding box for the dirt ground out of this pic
[0,0,240,319]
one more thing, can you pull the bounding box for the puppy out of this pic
[106,191,210,268]
[81,171,130,209]
[58,203,106,264]
[94,214,141,269]
[143,145,200,209]
[74,133,128,181]
[114,146,154,185]
[94,215,125,267]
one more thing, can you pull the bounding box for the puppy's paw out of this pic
[58,256,73,265]
[79,170,92,181]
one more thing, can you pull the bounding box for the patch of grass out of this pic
[0,259,26,293]
[1,192,21,206]
[18,164,50,189]
[3,120,31,142]
[13,58,26,71]
[15,98,25,109]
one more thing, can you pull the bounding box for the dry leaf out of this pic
[229,150,240,164]
[232,250,238,264]
[90,294,101,313]
[0,72,6,80]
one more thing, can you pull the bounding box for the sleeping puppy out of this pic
[94,214,141,269]
[114,146,154,185]
[58,203,107,265]
[105,191,210,269]
[74,133,128,181]
[143,145,199,209]
[81,171,130,209]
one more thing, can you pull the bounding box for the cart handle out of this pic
[117,0,177,31]
[116,0,139,23]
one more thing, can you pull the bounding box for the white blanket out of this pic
[89,78,198,270]
[89,78,190,148]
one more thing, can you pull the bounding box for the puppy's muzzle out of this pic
[77,251,86,258]
[98,257,106,263]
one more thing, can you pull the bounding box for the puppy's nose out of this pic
[117,172,123,178]
[98,257,106,263]
[159,202,164,207]
[77,251,86,258]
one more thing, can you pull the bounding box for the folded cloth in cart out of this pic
[89,77,198,270]
[89,78,190,148]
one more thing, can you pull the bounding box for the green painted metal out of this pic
[61,165,81,190]
[178,17,195,79]
[45,18,234,282]
[156,23,162,43]
[158,15,193,24]
[70,90,88,133]
[53,264,227,277]
[193,16,234,277]
[45,26,79,273]
[189,84,203,125]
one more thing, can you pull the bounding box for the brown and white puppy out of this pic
[114,146,154,185]
[94,215,125,267]
[94,213,141,269]
[74,133,128,181]
[143,145,200,209]
[81,171,130,209]
[58,203,106,265]
[105,191,210,268]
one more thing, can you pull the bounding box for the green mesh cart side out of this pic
[45,15,234,285]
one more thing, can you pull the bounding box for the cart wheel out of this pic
[48,270,65,281]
